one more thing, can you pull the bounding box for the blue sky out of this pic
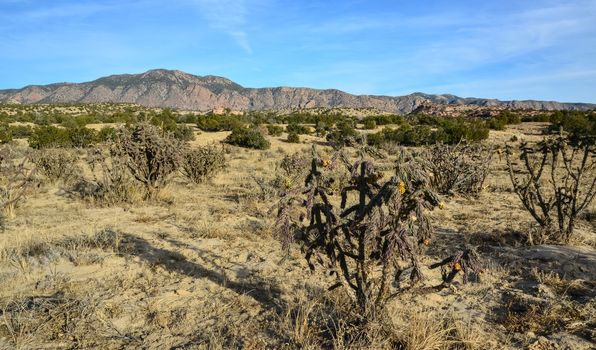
[1,0,595,103]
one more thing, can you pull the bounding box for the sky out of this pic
[1,0,595,103]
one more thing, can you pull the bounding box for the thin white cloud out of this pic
[192,0,252,54]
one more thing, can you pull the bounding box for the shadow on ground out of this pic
[119,233,284,313]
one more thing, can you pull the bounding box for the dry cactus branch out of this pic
[506,136,595,243]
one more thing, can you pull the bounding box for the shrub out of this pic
[0,145,36,220]
[439,119,489,144]
[266,125,284,137]
[0,124,13,143]
[286,123,311,135]
[276,148,440,319]
[8,125,33,139]
[111,123,183,199]
[368,119,489,147]
[181,144,227,184]
[326,120,359,147]
[28,126,71,149]
[225,127,270,150]
[69,148,140,206]
[172,124,196,142]
[362,119,377,130]
[506,136,596,244]
[96,127,117,143]
[287,132,300,143]
[67,127,97,148]
[197,115,243,131]
[423,143,494,195]
[486,111,522,130]
[28,126,100,149]
[30,148,81,185]
[363,114,404,126]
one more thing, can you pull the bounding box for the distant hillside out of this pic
[0,69,593,114]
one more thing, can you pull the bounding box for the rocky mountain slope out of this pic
[0,69,593,114]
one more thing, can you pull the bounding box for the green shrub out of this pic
[286,123,311,135]
[439,118,489,143]
[28,126,72,149]
[197,115,244,131]
[362,119,377,130]
[225,127,270,150]
[486,111,521,130]
[0,124,13,144]
[97,127,117,143]
[173,124,196,141]
[362,114,404,126]
[287,132,300,143]
[8,125,33,139]
[181,144,227,184]
[326,119,358,147]
[266,125,284,137]
[67,127,97,148]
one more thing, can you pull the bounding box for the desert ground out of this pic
[0,121,594,350]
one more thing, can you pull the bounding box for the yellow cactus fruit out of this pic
[409,215,417,222]
[423,239,431,246]
[453,262,462,271]
[399,181,406,195]
[283,177,293,189]
[322,159,331,168]
[439,202,445,210]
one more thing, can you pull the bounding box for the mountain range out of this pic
[0,69,593,114]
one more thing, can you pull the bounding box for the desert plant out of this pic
[423,143,494,195]
[28,126,71,149]
[286,123,311,135]
[362,119,377,130]
[326,120,359,147]
[266,125,284,137]
[172,124,196,141]
[225,127,270,150]
[30,148,81,185]
[287,132,300,143]
[276,147,440,320]
[181,144,227,184]
[69,148,140,206]
[506,136,596,243]
[0,146,36,220]
[429,249,482,289]
[278,151,310,178]
[111,123,182,199]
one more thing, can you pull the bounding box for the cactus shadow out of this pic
[119,233,284,313]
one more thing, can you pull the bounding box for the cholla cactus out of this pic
[276,146,440,320]
[111,123,182,199]
[430,249,482,287]
[423,143,494,195]
[181,144,227,184]
[0,146,36,220]
[506,135,595,243]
